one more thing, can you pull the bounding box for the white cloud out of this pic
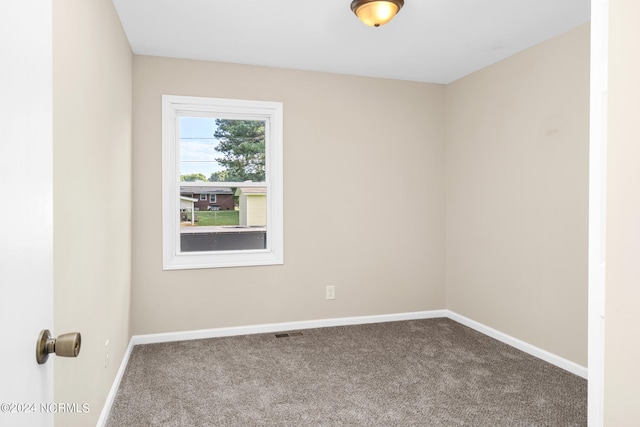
[180,138,224,176]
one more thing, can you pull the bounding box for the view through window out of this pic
[179,117,268,252]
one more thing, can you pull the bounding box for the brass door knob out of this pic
[36,329,81,364]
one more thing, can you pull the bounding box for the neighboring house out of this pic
[236,187,267,226]
[180,186,235,211]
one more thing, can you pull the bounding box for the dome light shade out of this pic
[350,0,404,27]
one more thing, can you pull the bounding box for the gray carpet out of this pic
[105,318,587,426]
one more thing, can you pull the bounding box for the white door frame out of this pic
[588,0,608,426]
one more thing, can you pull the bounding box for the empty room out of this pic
[2,0,639,426]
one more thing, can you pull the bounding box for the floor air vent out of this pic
[275,332,303,338]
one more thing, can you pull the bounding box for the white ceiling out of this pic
[112,0,590,84]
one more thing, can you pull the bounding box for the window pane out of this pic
[179,186,268,252]
[179,117,266,182]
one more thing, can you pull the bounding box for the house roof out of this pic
[180,186,234,195]
[235,187,267,196]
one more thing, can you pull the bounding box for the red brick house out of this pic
[180,186,235,211]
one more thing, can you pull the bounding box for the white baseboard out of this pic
[98,309,587,425]
[446,310,588,379]
[130,310,448,345]
[96,338,136,427]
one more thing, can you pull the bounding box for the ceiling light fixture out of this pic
[350,0,404,27]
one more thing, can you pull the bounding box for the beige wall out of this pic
[52,0,132,426]
[445,25,590,365]
[605,1,640,424]
[131,56,446,335]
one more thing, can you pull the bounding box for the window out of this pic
[162,95,283,270]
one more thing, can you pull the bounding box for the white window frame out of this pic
[200,194,207,201]
[209,194,216,203]
[162,95,283,270]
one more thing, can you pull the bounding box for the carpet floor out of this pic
[105,318,587,426]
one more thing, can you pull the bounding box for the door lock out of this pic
[36,329,81,364]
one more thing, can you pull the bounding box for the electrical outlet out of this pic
[326,285,335,300]
[105,340,110,368]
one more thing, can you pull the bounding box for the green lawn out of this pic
[188,210,239,226]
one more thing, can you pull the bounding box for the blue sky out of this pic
[179,117,224,178]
